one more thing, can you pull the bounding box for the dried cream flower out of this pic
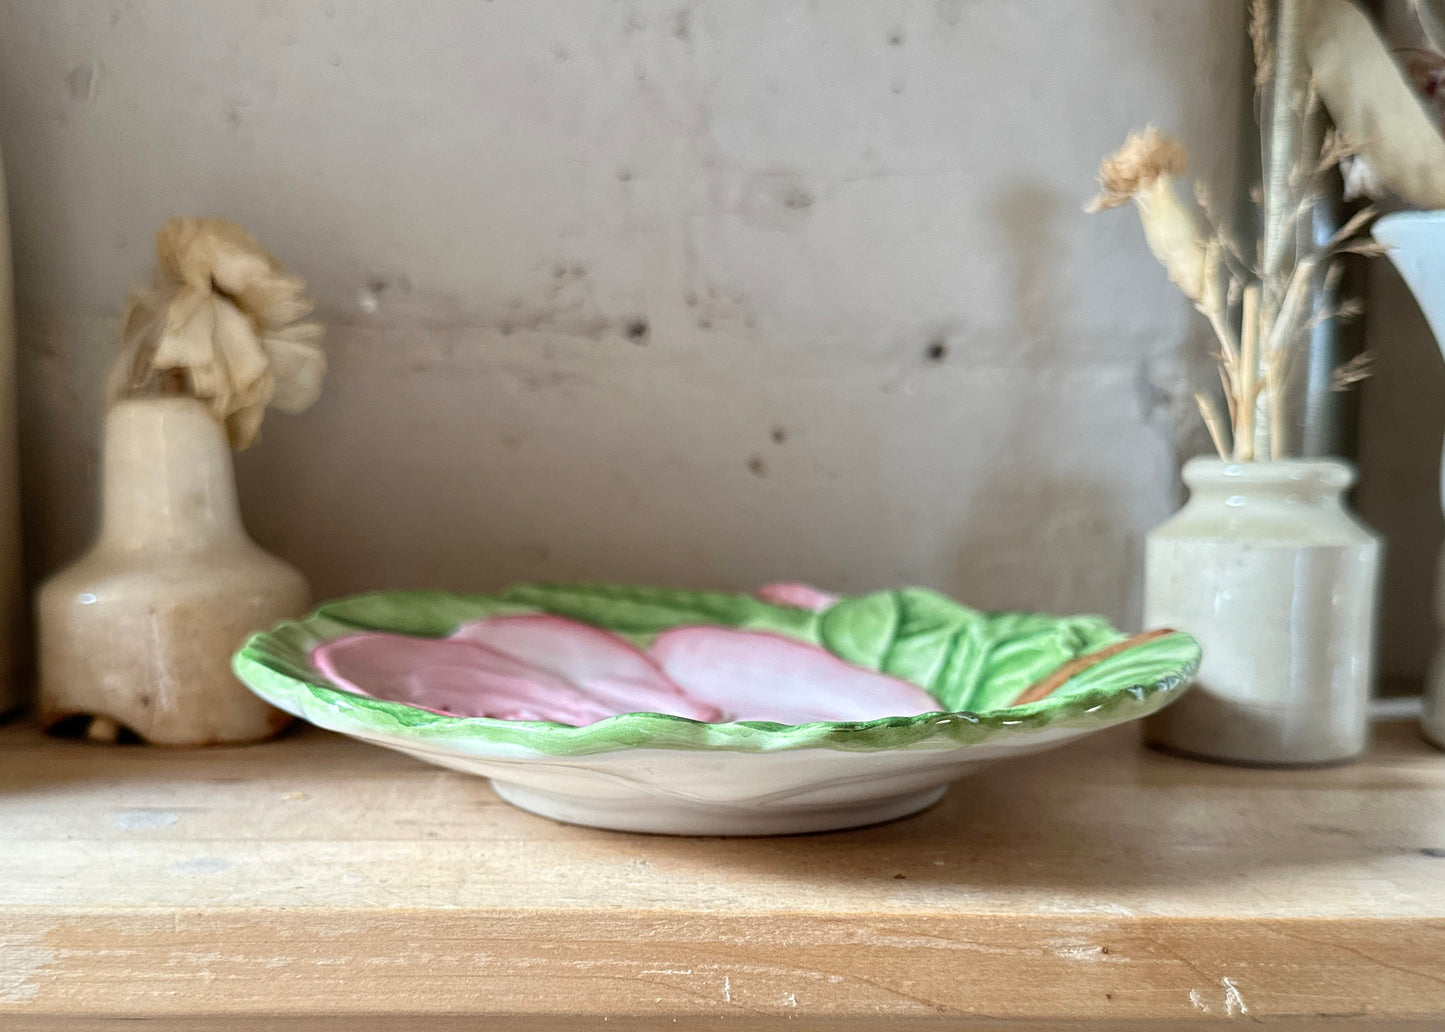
[107,218,325,450]
[1085,127,1188,211]
[1086,128,1211,305]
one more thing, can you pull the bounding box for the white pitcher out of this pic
[1373,211,1445,749]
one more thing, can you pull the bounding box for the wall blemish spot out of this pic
[66,62,99,101]
[358,278,387,314]
[780,186,814,212]
[925,338,948,363]
[519,545,551,565]
[625,318,650,344]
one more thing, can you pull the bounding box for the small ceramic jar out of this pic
[1142,458,1382,766]
[38,397,308,745]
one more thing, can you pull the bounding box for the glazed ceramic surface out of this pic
[1144,458,1381,766]
[1374,211,1445,750]
[38,398,309,746]
[236,584,1198,834]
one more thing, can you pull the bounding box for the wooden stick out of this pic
[1009,629,1175,707]
[1235,284,1260,461]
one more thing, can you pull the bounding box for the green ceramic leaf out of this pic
[499,582,820,644]
[235,584,1201,756]
[316,590,536,637]
[954,612,1121,711]
[817,589,1121,711]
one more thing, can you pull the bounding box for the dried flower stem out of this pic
[1195,391,1231,460]
[1218,363,1239,429]
[1268,205,1377,394]
[1266,352,1285,461]
[1330,351,1373,390]
[1087,116,1377,461]
[1250,0,1273,90]
[1235,285,1261,462]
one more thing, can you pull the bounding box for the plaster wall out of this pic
[0,1,1249,631]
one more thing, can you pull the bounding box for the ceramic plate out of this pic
[234,583,1200,835]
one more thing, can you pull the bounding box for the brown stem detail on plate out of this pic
[1009,628,1176,707]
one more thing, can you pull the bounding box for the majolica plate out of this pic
[234,583,1200,835]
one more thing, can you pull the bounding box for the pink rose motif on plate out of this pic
[754,582,841,612]
[314,612,938,726]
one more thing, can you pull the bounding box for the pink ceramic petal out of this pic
[755,583,840,612]
[452,614,722,721]
[314,633,616,723]
[650,627,939,724]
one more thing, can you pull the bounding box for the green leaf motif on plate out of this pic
[817,589,1121,711]
[233,583,1202,756]
[499,582,820,645]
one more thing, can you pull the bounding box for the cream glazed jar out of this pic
[1142,458,1381,766]
[38,397,308,745]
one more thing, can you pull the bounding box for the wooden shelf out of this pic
[2,718,1443,1029]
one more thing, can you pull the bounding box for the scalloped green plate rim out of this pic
[233,584,1201,756]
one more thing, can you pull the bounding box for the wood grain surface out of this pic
[2,719,1443,1028]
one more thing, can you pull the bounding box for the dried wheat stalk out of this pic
[1086,117,1375,461]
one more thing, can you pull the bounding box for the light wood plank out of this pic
[2,719,1443,1026]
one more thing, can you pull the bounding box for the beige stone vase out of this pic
[1142,458,1382,766]
[38,397,308,745]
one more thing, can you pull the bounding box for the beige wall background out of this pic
[15,1,1432,677]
